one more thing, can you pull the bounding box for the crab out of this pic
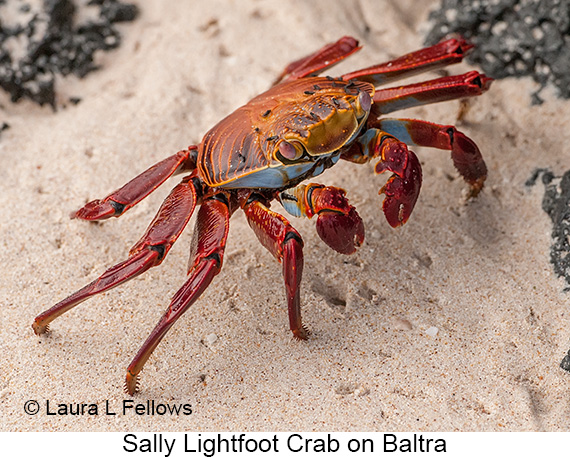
[33,36,492,395]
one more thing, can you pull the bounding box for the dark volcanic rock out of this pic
[0,0,139,108]
[427,0,570,103]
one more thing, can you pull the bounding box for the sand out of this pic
[1,0,569,432]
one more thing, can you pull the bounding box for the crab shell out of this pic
[197,77,374,189]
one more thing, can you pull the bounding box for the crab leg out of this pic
[32,176,198,335]
[280,184,365,255]
[125,195,233,395]
[243,198,307,340]
[274,36,361,84]
[374,118,487,195]
[371,71,493,116]
[74,147,198,220]
[342,37,473,85]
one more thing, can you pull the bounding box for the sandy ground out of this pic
[1,0,569,432]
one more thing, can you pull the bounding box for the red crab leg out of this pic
[371,71,493,115]
[274,36,361,84]
[125,195,233,395]
[32,176,198,335]
[374,118,487,196]
[342,37,473,85]
[74,147,198,220]
[243,198,307,340]
[279,184,365,255]
[342,129,422,228]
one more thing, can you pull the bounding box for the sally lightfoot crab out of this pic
[33,36,492,394]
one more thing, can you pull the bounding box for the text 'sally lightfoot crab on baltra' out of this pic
[33,36,492,394]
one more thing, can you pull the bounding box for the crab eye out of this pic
[357,90,371,114]
[276,140,304,163]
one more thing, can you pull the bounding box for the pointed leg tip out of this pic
[292,326,310,341]
[72,200,117,221]
[125,372,140,396]
[480,74,494,90]
[32,319,49,335]
[467,178,485,199]
[452,36,474,52]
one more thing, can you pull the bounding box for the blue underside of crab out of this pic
[218,150,342,189]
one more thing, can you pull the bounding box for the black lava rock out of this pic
[426,0,570,104]
[526,169,570,291]
[526,168,570,373]
[0,0,139,108]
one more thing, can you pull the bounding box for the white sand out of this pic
[1,0,569,431]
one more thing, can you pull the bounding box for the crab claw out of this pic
[379,149,422,227]
[449,129,487,197]
[316,207,365,254]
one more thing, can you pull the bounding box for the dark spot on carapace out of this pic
[304,90,315,95]
[344,85,358,95]
[261,109,271,117]
[266,135,278,142]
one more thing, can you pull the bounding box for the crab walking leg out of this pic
[74,146,198,220]
[243,199,307,340]
[125,196,232,395]
[280,184,365,255]
[342,37,473,85]
[274,36,361,84]
[342,129,422,228]
[371,71,493,116]
[32,177,198,335]
[375,118,487,195]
